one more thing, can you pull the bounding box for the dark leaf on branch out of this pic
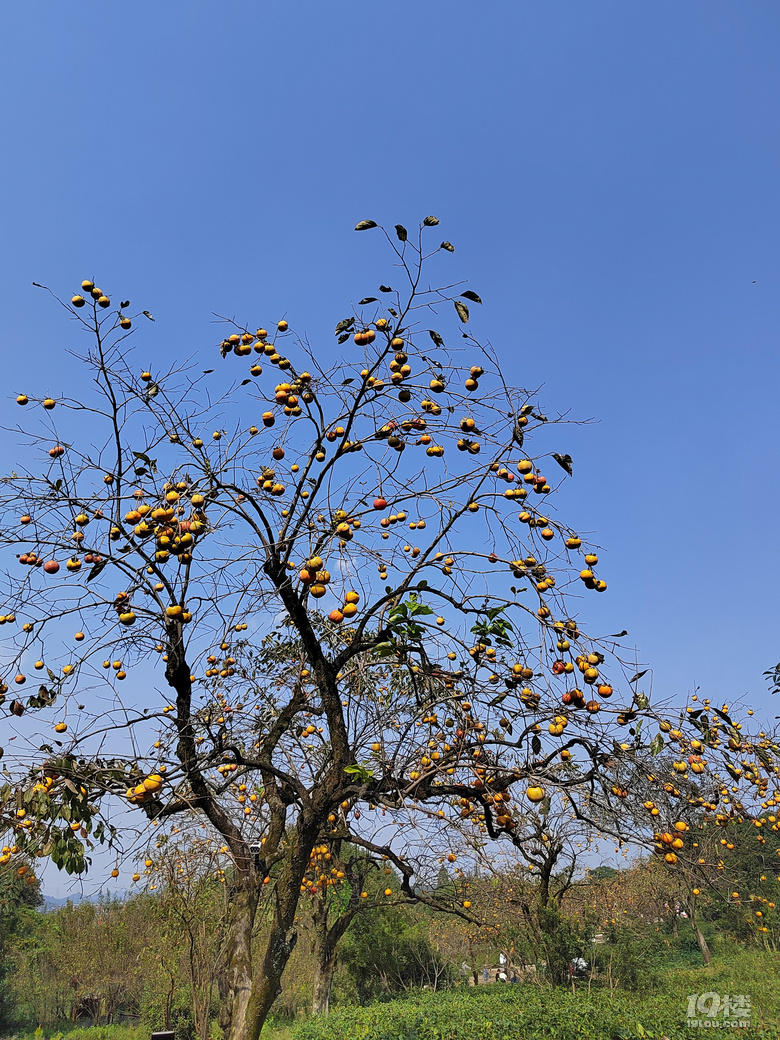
[132,451,157,474]
[337,333,350,344]
[388,307,398,317]
[121,300,130,309]
[429,330,445,348]
[512,424,524,447]
[440,241,455,252]
[395,224,408,242]
[608,630,628,638]
[552,453,573,476]
[454,301,469,324]
[203,369,214,374]
[423,216,440,226]
[461,290,483,304]
[532,412,548,422]
[531,734,542,755]
[341,378,355,385]
[379,285,393,293]
[358,297,378,305]
[142,310,155,321]
[649,734,664,756]
[355,220,378,231]
[335,317,355,335]
[240,379,251,386]
[628,669,648,684]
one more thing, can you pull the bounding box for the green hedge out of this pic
[291,984,780,1040]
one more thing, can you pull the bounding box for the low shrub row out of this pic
[292,982,780,1040]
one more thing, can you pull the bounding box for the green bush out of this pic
[592,923,663,991]
[13,1027,147,1040]
[335,909,452,1005]
[292,977,780,1040]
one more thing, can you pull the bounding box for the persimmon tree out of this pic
[0,217,773,1039]
[145,839,232,1040]
[301,839,413,1015]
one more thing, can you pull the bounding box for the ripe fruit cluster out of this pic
[72,280,111,310]
[125,772,165,804]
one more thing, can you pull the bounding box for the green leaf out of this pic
[355,220,378,231]
[373,643,396,659]
[132,451,157,474]
[648,732,665,757]
[756,745,772,770]
[454,300,469,324]
[335,317,355,335]
[344,764,375,782]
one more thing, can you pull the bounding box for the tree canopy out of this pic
[0,218,776,1040]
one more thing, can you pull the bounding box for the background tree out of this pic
[146,838,232,1040]
[0,858,42,1031]
[0,218,771,1040]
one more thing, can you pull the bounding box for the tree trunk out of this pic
[218,880,263,1040]
[309,891,355,1016]
[311,942,337,1016]
[688,907,711,965]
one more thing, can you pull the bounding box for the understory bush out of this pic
[292,976,780,1040]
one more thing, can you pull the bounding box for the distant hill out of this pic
[42,893,87,909]
[42,891,127,909]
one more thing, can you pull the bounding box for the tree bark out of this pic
[220,836,316,1040]
[218,880,262,1040]
[688,906,711,965]
[311,942,337,1016]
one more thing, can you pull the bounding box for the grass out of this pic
[10,949,780,1040]
[292,948,780,1040]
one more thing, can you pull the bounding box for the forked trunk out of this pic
[310,893,354,1015]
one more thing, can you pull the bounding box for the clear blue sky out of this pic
[2,2,779,772]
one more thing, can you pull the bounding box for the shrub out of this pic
[292,982,780,1040]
